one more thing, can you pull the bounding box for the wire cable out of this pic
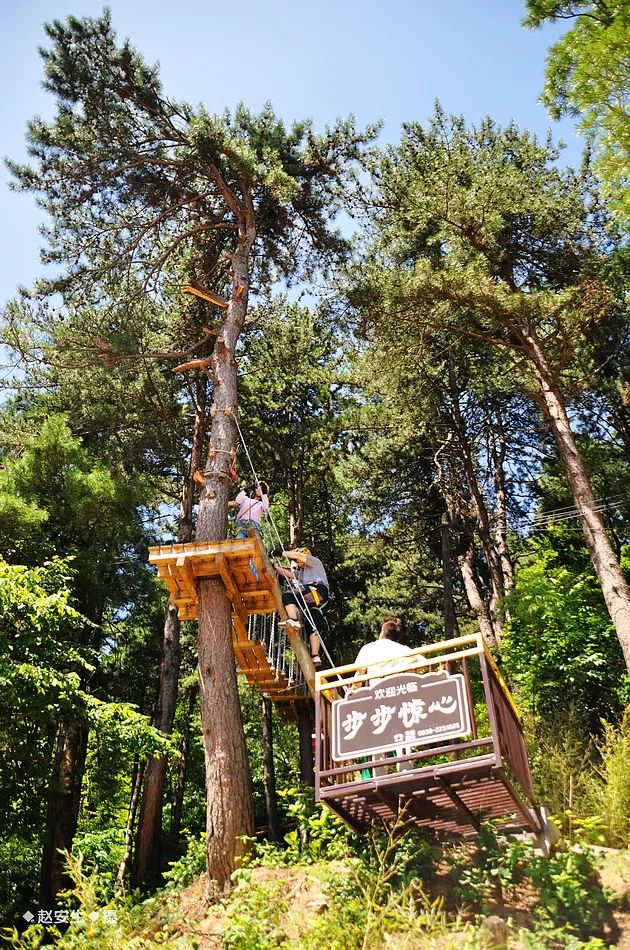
[229,410,334,667]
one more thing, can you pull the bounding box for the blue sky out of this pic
[1,1,579,305]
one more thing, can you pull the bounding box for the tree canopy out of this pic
[524,0,630,221]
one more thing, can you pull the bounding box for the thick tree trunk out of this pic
[133,376,207,889]
[297,704,315,786]
[132,605,180,888]
[169,684,197,851]
[198,578,253,891]
[40,719,89,908]
[261,697,281,842]
[196,217,255,891]
[524,329,630,673]
[116,758,144,891]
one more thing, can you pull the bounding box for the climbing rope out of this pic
[229,409,334,668]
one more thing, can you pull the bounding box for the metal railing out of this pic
[314,633,539,826]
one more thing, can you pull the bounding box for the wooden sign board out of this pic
[331,671,471,762]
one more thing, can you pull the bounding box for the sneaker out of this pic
[281,619,301,629]
[311,654,322,667]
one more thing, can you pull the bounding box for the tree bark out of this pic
[261,696,281,842]
[116,758,144,891]
[523,328,630,673]
[169,684,197,851]
[441,513,460,640]
[133,375,207,889]
[490,406,514,606]
[446,365,505,641]
[297,704,315,786]
[458,542,499,649]
[40,719,89,908]
[436,457,500,649]
[196,211,255,891]
[288,469,303,547]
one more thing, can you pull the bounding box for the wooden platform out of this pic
[148,536,283,622]
[315,634,546,840]
[148,535,316,701]
[319,758,541,838]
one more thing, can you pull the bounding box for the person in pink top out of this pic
[230,482,270,539]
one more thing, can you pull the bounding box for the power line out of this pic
[530,494,628,527]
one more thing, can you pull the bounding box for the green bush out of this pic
[245,786,360,867]
[525,704,630,847]
[71,825,125,902]
[447,824,617,942]
[585,706,630,848]
[163,830,207,889]
[525,708,598,836]
[221,870,288,950]
[502,537,628,728]
[303,819,443,950]
[0,836,40,929]
[528,845,615,940]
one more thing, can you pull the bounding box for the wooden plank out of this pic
[232,611,249,645]
[178,559,198,601]
[215,554,241,610]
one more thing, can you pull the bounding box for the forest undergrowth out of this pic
[3,766,630,950]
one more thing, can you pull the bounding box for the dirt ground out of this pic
[143,848,630,948]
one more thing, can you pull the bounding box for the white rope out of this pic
[229,409,334,667]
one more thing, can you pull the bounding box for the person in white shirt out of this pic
[354,617,423,773]
[354,617,414,684]
[229,482,270,539]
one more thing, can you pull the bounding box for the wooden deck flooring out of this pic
[148,535,315,702]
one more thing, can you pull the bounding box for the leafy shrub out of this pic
[502,537,628,728]
[447,824,617,942]
[0,836,40,929]
[245,785,360,867]
[163,830,207,889]
[221,870,288,949]
[525,704,630,847]
[304,819,444,950]
[585,705,630,848]
[447,826,530,912]
[528,845,616,940]
[525,708,598,836]
[1,851,197,949]
[71,825,125,901]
